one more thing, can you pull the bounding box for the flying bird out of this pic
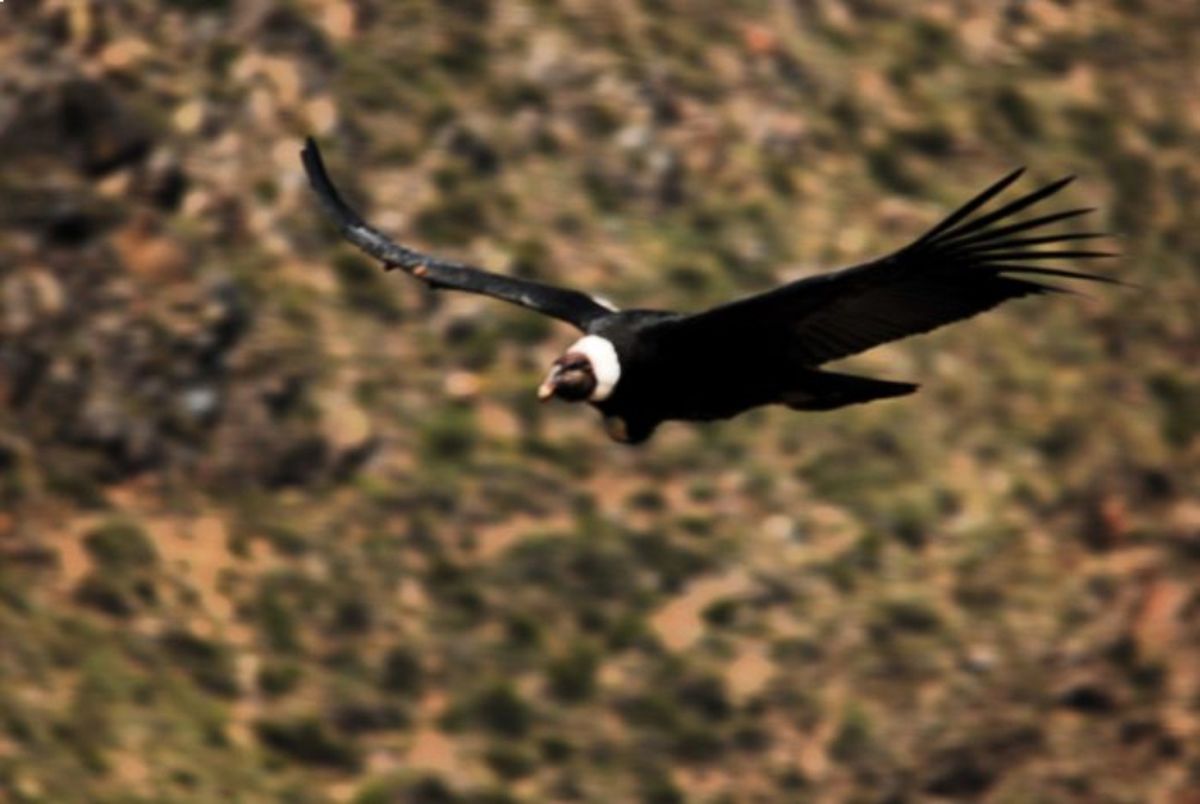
[301,138,1116,444]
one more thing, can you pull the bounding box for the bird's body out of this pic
[567,311,917,442]
[301,138,1116,444]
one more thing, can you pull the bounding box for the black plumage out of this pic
[301,139,1116,444]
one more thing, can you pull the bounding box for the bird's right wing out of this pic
[301,138,616,332]
[651,169,1119,365]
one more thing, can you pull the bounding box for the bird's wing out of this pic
[653,169,1119,365]
[300,138,616,332]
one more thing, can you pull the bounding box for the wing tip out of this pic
[300,135,322,176]
[300,136,330,186]
[994,264,1130,288]
[910,166,1028,249]
[922,170,1087,251]
[299,134,369,233]
[1045,173,1078,193]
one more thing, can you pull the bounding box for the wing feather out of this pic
[301,138,613,331]
[655,171,1117,365]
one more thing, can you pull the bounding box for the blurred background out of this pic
[1,1,1198,801]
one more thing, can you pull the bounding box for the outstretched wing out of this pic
[300,138,615,332]
[654,169,1119,366]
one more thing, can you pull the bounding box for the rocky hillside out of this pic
[1,1,1198,801]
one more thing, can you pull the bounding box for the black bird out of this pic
[301,138,1116,444]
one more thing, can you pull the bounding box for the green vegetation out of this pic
[0,0,1196,801]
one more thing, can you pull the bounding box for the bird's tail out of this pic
[783,370,918,411]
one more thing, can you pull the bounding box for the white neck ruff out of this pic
[568,335,621,401]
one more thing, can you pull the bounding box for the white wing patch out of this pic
[589,294,620,312]
[569,335,621,401]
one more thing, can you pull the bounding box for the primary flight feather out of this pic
[301,138,1116,444]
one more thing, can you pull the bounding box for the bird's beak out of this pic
[537,368,560,402]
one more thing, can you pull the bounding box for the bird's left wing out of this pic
[301,138,615,332]
[651,169,1119,365]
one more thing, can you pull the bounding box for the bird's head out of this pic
[538,352,596,403]
[537,335,622,404]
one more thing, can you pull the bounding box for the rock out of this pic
[173,100,209,136]
[319,389,372,452]
[97,37,152,75]
[443,371,482,400]
[313,0,357,42]
[0,78,153,177]
[3,268,65,334]
[111,211,190,281]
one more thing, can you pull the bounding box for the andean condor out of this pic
[301,138,1116,444]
